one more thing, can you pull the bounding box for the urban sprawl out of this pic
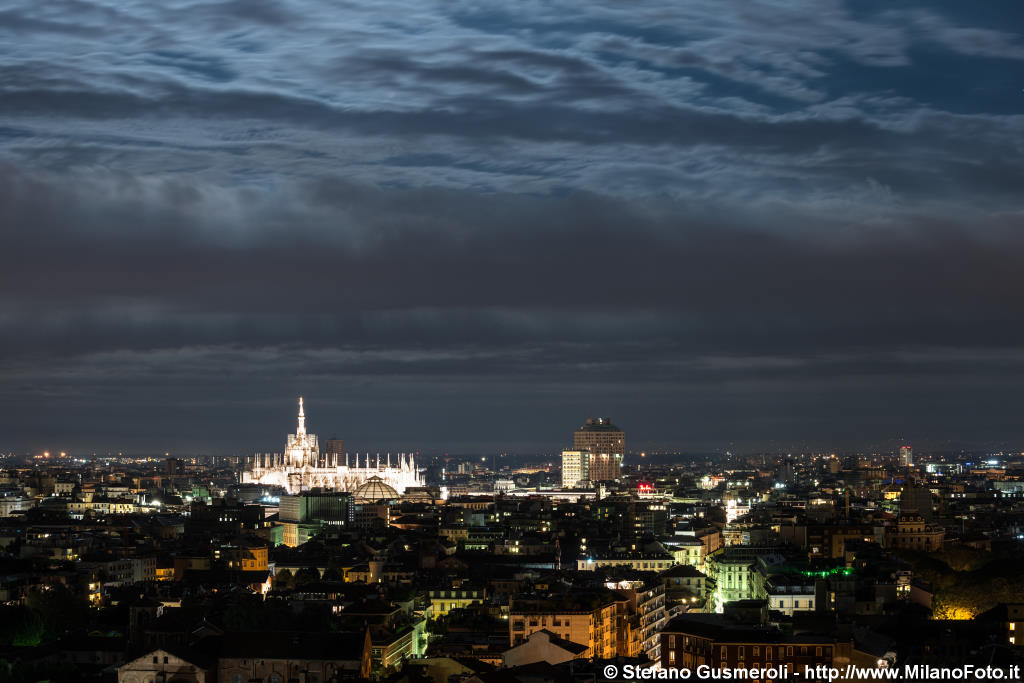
[1,401,1023,683]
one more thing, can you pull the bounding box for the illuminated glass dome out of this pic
[353,476,399,502]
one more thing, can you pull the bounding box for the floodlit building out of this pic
[574,418,625,481]
[243,398,422,494]
[561,450,590,488]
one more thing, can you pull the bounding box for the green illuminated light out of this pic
[797,567,854,578]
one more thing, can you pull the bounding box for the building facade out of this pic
[574,418,625,482]
[216,631,371,682]
[561,450,590,488]
[885,513,944,551]
[661,616,847,675]
[510,597,618,659]
[243,398,422,495]
[119,649,209,683]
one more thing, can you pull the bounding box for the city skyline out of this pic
[3,3,1024,680]
[3,2,1024,452]
[4,377,1024,457]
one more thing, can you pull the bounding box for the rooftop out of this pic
[577,418,623,433]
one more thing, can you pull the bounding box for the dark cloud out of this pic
[1,0,1023,453]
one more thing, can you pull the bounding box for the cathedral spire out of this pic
[297,396,306,436]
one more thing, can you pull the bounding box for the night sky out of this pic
[2,1,1024,455]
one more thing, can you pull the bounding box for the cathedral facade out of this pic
[242,398,422,494]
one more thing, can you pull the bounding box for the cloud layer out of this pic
[1,0,1023,454]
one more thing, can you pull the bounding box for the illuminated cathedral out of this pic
[242,397,422,494]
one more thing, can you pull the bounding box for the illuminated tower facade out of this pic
[286,396,318,468]
[574,417,624,482]
[561,450,590,488]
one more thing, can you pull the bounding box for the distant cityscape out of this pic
[1,400,1022,682]
[5,0,1022,681]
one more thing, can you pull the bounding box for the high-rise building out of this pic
[574,418,625,482]
[574,417,625,454]
[899,445,913,467]
[561,450,590,488]
[589,452,624,482]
